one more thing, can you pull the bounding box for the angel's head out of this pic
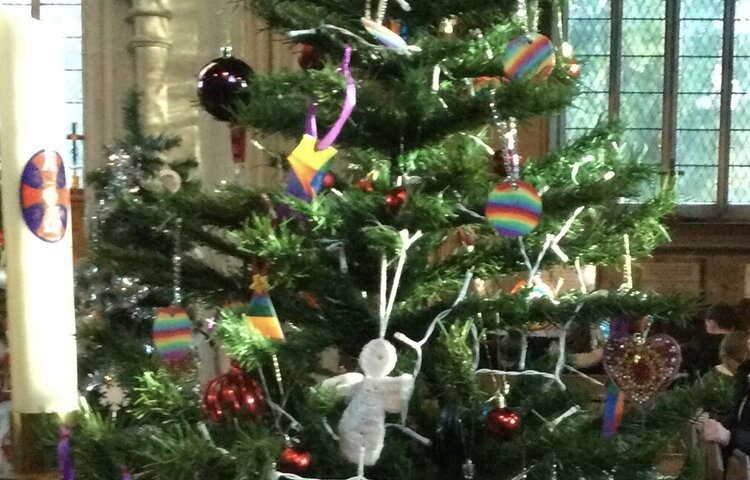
[359,338,397,378]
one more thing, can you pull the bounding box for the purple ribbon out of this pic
[313,45,356,151]
[58,427,74,480]
[304,102,318,137]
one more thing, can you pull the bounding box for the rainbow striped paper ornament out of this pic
[286,135,337,202]
[602,382,625,438]
[503,33,556,82]
[485,180,542,238]
[152,307,193,364]
[244,275,284,341]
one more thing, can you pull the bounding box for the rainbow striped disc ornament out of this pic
[485,180,542,238]
[503,33,556,82]
[152,307,193,364]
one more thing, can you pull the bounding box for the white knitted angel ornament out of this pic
[334,338,413,465]
[322,230,422,469]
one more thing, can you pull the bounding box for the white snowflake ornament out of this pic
[99,379,130,412]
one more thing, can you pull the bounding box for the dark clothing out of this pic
[683,333,722,376]
[725,361,750,455]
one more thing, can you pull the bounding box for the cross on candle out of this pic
[66,122,84,188]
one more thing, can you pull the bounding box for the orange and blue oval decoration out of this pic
[20,150,69,242]
[503,33,556,82]
[485,180,542,238]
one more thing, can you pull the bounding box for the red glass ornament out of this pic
[202,360,265,423]
[385,186,408,212]
[355,179,374,192]
[279,446,312,475]
[322,171,335,190]
[295,43,323,70]
[486,407,521,440]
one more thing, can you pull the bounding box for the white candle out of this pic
[0,13,78,414]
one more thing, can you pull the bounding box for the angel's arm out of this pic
[321,372,364,398]
[381,374,414,413]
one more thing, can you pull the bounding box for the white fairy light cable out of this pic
[564,365,604,386]
[528,206,585,281]
[394,271,474,421]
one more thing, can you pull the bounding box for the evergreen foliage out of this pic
[70,3,723,480]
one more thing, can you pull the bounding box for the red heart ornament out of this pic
[603,334,681,404]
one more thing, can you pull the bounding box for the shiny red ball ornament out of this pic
[355,179,374,192]
[322,171,335,190]
[385,186,408,213]
[486,407,521,440]
[201,360,265,423]
[279,446,312,475]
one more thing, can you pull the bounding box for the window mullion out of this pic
[717,0,736,214]
[607,0,623,119]
[661,0,679,180]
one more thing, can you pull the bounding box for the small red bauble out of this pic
[202,360,265,423]
[279,446,312,475]
[385,186,408,212]
[322,171,335,190]
[486,407,521,440]
[355,179,374,192]
[295,43,323,70]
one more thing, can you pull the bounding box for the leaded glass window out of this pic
[567,0,750,216]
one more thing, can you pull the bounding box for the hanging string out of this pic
[272,353,285,397]
[375,0,388,24]
[516,0,527,28]
[623,234,634,289]
[172,218,183,305]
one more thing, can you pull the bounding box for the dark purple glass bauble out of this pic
[197,52,254,122]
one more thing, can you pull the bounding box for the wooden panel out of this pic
[637,261,703,295]
[70,188,86,261]
[518,118,548,158]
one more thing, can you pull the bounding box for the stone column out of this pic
[128,0,172,134]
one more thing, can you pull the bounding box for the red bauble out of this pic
[355,179,374,192]
[279,446,312,475]
[202,360,265,423]
[295,43,323,70]
[322,171,336,190]
[486,407,521,440]
[385,186,408,212]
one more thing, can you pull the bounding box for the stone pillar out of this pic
[128,0,172,133]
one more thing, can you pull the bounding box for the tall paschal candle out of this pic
[0,12,78,470]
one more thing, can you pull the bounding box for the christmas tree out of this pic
[71,2,731,480]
